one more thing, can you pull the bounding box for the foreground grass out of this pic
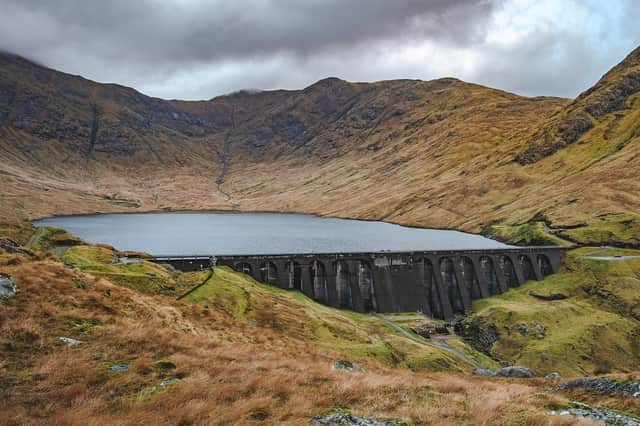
[461,248,640,377]
[185,266,483,372]
[0,247,577,425]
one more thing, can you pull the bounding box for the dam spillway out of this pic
[152,246,567,321]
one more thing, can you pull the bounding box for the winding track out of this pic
[373,313,482,369]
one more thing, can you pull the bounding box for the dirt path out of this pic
[583,247,640,261]
[373,314,481,369]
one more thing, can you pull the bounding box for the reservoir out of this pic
[34,212,512,256]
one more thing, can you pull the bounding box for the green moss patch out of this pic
[62,245,191,295]
[484,221,572,246]
[559,213,640,247]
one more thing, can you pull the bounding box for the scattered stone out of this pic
[58,337,82,346]
[545,372,561,381]
[497,366,534,378]
[555,377,640,397]
[332,360,365,373]
[549,401,640,425]
[159,378,181,388]
[529,291,568,301]
[472,368,496,377]
[110,363,130,372]
[312,413,398,426]
[0,273,16,300]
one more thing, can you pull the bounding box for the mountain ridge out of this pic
[0,48,639,246]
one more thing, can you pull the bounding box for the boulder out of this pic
[0,273,16,300]
[545,372,561,381]
[497,366,534,378]
[332,360,365,373]
[472,368,496,377]
[58,337,82,346]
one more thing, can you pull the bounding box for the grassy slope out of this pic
[1,243,572,425]
[461,248,640,377]
[185,266,484,372]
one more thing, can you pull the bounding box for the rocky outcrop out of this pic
[454,317,499,354]
[0,273,16,300]
[517,46,640,164]
[555,377,640,397]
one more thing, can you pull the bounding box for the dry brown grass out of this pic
[0,249,583,425]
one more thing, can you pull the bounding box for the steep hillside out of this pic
[1,48,640,246]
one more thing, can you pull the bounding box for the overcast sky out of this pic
[1,0,639,100]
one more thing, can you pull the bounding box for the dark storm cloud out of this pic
[0,0,638,99]
[0,0,495,66]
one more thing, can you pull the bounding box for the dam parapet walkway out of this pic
[150,246,568,321]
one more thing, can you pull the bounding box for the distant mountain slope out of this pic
[517,47,640,164]
[0,48,639,245]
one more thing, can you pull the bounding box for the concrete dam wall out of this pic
[153,247,567,320]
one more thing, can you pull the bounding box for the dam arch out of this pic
[440,257,465,315]
[519,254,536,282]
[259,261,278,285]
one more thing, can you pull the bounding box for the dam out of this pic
[152,246,566,321]
[34,212,568,320]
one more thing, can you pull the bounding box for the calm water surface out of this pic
[34,212,511,255]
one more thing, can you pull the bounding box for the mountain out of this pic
[1,48,639,246]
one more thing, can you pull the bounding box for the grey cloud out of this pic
[0,0,638,100]
[0,0,496,65]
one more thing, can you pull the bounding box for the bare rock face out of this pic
[0,273,16,300]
